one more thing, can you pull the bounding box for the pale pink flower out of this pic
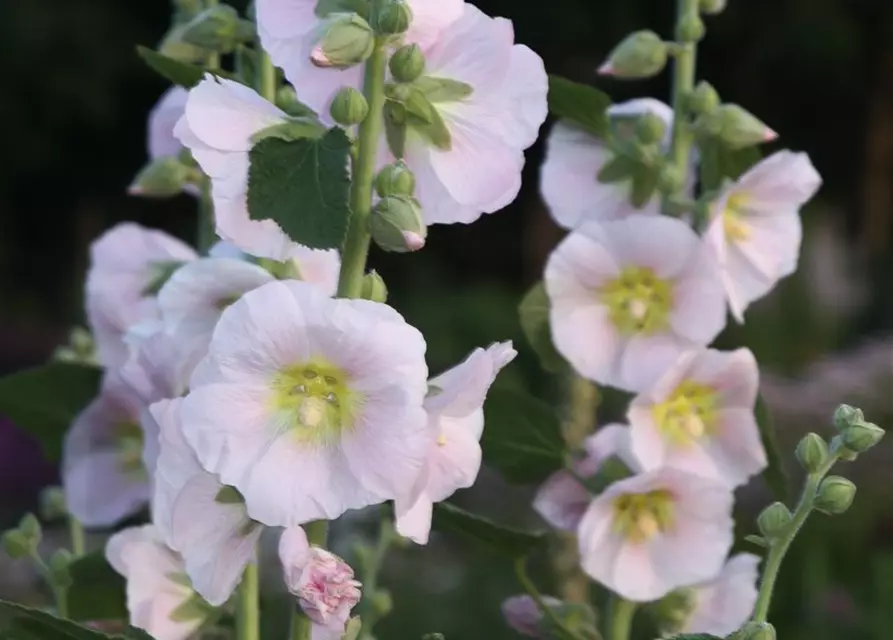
[118,320,194,411]
[180,280,430,527]
[501,594,561,638]
[394,342,517,544]
[148,87,189,161]
[578,468,734,602]
[628,348,766,488]
[704,150,822,322]
[678,553,760,636]
[545,214,727,392]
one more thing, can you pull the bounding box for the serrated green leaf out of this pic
[0,363,101,461]
[66,553,127,622]
[136,46,206,88]
[548,76,612,138]
[431,503,545,558]
[247,128,352,250]
[755,395,789,502]
[630,166,660,208]
[0,600,152,639]
[481,387,565,484]
[518,283,566,373]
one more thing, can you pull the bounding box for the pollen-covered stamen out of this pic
[723,192,751,242]
[600,266,674,335]
[652,380,718,447]
[612,489,676,544]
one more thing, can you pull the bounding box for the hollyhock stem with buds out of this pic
[236,562,260,640]
[607,597,637,640]
[291,521,330,640]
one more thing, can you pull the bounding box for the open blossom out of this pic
[279,527,361,640]
[151,398,262,606]
[394,342,517,544]
[106,525,211,640]
[545,214,727,392]
[578,468,734,602]
[501,594,562,638]
[704,150,822,322]
[627,348,767,488]
[86,222,197,368]
[533,423,639,532]
[180,280,430,526]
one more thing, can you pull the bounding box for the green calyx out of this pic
[382,76,473,156]
[214,485,246,505]
[312,14,375,69]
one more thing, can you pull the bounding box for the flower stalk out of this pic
[514,557,581,640]
[607,596,637,640]
[236,561,260,640]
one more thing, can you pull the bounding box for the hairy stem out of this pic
[236,561,260,640]
[292,521,330,640]
[607,596,637,640]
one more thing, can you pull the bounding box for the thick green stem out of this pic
[197,179,217,253]
[336,40,388,299]
[256,48,277,103]
[68,517,85,558]
[291,521,330,640]
[514,558,580,640]
[607,597,637,640]
[236,562,260,640]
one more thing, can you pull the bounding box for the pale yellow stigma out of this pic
[298,397,327,428]
[436,433,448,447]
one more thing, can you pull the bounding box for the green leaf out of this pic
[518,282,566,373]
[66,553,127,622]
[0,362,101,461]
[755,395,789,502]
[431,503,545,558]
[547,75,612,138]
[136,46,207,88]
[596,155,636,184]
[481,387,565,484]
[698,137,762,192]
[412,77,474,103]
[403,89,451,150]
[0,599,152,639]
[247,128,352,250]
[744,534,769,548]
[630,166,660,208]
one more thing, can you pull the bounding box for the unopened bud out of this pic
[833,404,864,431]
[757,501,792,538]
[713,104,778,149]
[373,0,413,36]
[634,113,667,145]
[688,81,720,115]
[815,476,856,515]
[2,530,32,559]
[375,162,416,197]
[311,15,375,69]
[677,14,706,42]
[158,23,207,64]
[389,44,426,83]
[830,434,859,461]
[796,433,829,472]
[40,487,68,521]
[843,421,885,453]
[276,86,316,118]
[658,165,684,193]
[49,549,74,590]
[18,514,41,545]
[699,0,728,14]
[360,271,388,303]
[733,621,776,640]
[370,589,393,617]
[330,87,369,126]
[598,31,668,79]
[129,157,193,198]
[371,196,427,253]
[181,5,255,54]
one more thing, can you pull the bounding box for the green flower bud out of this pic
[375,162,416,197]
[830,434,859,461]
[598,31,668,79]
[181,5,255,54]
[634,113,667,145]
[843,421,885,453]
[757,501,792,538]
[40,486,68,521]
[158,23,207,64]
[699,0,728,14]
[833,404,864,431]
[732,621,776,640]
[330,87,370,126]
[360,270,388,303]
[658,165,684,193]
[18,514,42,544]
[370,589,393,617]
[373,0,413,36]
[796,433,829,472]
[371,196,427,253]
[49,549,74,590]
[311,14,375,69]
[276,86,317,118]
[677,14,706,42]
[688,81,720,115]
[2,530,32,559]
[712,104,777,150]
[389,44,426,83]
[129,157,194,198]
[815,476,857,515]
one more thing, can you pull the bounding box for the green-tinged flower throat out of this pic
[652,380,719,446]
[600,266,674,335]
[612,489,676,543]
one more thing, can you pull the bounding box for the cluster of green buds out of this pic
[53,328,98,366]
[370,162,426,253]
[129,150,205,198]
[2,513,74,596]
[310,0,413,70]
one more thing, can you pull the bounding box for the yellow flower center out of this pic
[115,421,146,479]
[436,433,448,447]
[612,489,676,543]
[600,266,674,336]
[652,380,719,447]
[723,192,751,242]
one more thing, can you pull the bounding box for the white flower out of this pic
[704,150,822,322]
[394,342,517,544]
[149,87,189,161]
[106,524,211,640]
[541,99,681,229]
[180,280,430,527]
[545,214,727,392]
[676,553,761,636]
[577,468,734,602]
[627,348,766,488]
[86,222,197,368]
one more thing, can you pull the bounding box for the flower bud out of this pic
[375,162,416,197]
[129,157,194,198]
[2,530,32,559]
[815,476,856,515]
[158,23,207,64]
[311,14,375,69]
[370,589,393,617]
[733,621,777,640]
[330,87,369,126]
[40,486,68,521]
[830,434,859,461]
[688,81,720,115]
[181,5,255,54]
[757,501,792,538]
[371,196,427,253]
[49,549,74,590]
[598,31,668,79]
[833,404,864,431]
[843,421,885,453]
[713,104,778,149]
[360,270,388,303]
[677,14,706,42]
[700,0,728,14]
[634,113,668,145]
[373,0,413,36]
[18,514,41,544]
[389,43,426,83]
[658,165,684,193]
[796,432,829,472]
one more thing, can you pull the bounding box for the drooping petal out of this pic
[684,553,760,636]
[394,492,435,544]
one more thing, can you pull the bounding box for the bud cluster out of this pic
[831,404,886,460]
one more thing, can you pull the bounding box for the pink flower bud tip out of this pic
[402,231,426,252]
[597,61,615,76]
[310,46,333,68]
[763,126,778,141]
[127,184,144,196]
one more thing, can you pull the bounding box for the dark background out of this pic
[1,0,892,638]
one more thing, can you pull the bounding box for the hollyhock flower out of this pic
[501,594,561,638]
[627,348,766,488]
[577,468,734,602]
[86,222,197,368]
[541,99,682,229]
[279,527,362,640]
[148,87,189,161]
[106,525,211,640]
[63,372,154,528]
[180,280,429,526]
[152,398,262,606]
[118,320,194,413]
[394,342,517,544]
[533,423,639,532]
[704,150,821,322]
[545,214,727,392]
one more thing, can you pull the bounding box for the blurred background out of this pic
[1,0,892,638]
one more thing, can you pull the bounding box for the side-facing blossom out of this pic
[627,348,766,487]
[394,342,517,544]
[180,280,430,527]
[673,553,761,636]
[577,468,734,602]
[106,525,211,640]
[704,150,821,322]
[545,214,727,392]
[151,397,262,606]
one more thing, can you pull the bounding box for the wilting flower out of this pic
[279,527,361,640]
[545,214,727,392]
[627,348,766,488]
[180,280,430,526]
[501,594,561,638]
[394,342,517,544]
[151,397,262,606]
[577,468,734,602]
[106,525,211,640]
[704,150,821,322]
